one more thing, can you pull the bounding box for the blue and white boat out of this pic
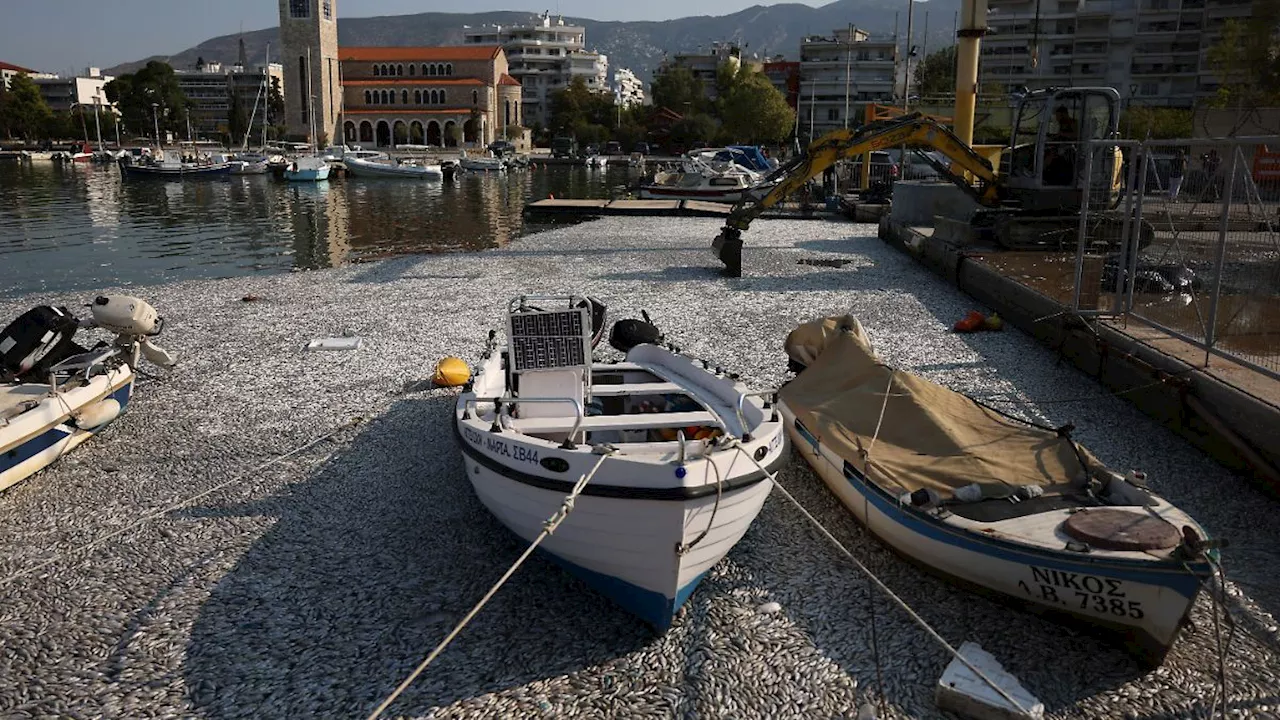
[0,296,176,493]
[283,155,331,182]
[777,314,1217,666]
[454,296,786,628]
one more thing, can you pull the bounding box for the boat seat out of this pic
[589,382,684,397]
[508,410,719,434]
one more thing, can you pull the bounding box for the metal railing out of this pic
[1066,136,1280,380]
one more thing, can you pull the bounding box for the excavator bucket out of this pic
[712,227,743,278]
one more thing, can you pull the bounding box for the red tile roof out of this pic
[0,61,36,73]
[346,78,484,86]
[339,46,502,62]
[498,73,521,86]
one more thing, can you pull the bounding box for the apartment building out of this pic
[614,68,645,107]
[464,12,608,128]
[983,0,1252,108]
[798,27,897,140]
[32,67,114,113]
[176,61,284,140]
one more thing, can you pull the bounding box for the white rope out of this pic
[729,441,1032,716]
[366,448,616,720]
[0,417,361,590]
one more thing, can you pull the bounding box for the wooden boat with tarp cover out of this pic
[776,314,1219,666]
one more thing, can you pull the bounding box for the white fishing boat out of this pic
[777,315,1218,666]
[283,155,331,182]
[229,158,269,175]
[586,154,608,169]
[639,170,757,203]
[0,296,176,493]
[344,155,442,180]
[455,296,787,629]
[458,148,505,172]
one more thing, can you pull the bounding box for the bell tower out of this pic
[278,0,340,145]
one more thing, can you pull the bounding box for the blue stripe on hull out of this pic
[538,549,709,630]
[0,381,133,474]
[829,448,1209,598]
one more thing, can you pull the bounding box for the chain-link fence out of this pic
[1071,137,1280,380]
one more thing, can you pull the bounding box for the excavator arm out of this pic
[712,113,1004,276]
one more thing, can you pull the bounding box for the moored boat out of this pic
[458,148,505,172]
[283,155,331,182]
[0,296,176,493]
[776,314,1218,665]
[344,155,442,180]
[119,152,232,178]
[455,296,787,628]
[639,170,757,203]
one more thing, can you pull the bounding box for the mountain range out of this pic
[104,0,960,84]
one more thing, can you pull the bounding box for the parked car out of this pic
[604,141,623,155]
[551,136,578,158]
[487,140,516,157]
[881,148,945,181]
[846,151,900,184]
[632,141,650,156]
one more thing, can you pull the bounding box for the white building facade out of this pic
[464,11,609,128]
[798,27,897,141]
[32,68,115,114]
[983,0,1252,109]
[614,67,645,107]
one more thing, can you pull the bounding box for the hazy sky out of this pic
[1,0,830,74]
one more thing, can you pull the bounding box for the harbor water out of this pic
[0,161,642,298]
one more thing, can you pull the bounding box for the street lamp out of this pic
[151,102,161,148]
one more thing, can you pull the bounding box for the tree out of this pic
[267,77,284,127]
[504,124,525,141]
[0,79,10,139]
[651,65,704,113]
[0,74,53,140]
[228,87,248,146]
[669,113,719,149]
[1121,107,1193,140]
[913,46,957,98]
[104,61,191,140]
[716,65,794,144]
[1204,5,1280,132]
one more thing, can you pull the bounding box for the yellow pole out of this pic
[860,104,872,190]
[953,0,988,148]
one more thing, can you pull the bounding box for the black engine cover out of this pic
[609,318,664,353]
[0,306,81,379]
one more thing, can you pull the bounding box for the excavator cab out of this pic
[1004,87,1122,212]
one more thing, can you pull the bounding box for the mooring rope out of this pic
[366,447,616,720]
[0,416,362,590]
[729,441,1032,716]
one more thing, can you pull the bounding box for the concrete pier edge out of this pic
[879,216,1280,493]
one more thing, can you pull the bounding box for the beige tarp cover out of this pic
[779,315,1098,499]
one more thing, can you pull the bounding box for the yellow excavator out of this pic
[713,86,1151,276]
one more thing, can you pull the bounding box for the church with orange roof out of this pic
[277,0,523,149]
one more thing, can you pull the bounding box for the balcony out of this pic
[1131,63,1198,76]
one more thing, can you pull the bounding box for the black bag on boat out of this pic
[0,305,82,379]
[609,311,664,353]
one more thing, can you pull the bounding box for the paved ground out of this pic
[1,217,1278,719]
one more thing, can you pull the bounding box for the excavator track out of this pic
[971,209,1155,252]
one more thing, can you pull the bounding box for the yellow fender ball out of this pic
[433,357,472,387]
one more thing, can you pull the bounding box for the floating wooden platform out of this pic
[524,198,842,220]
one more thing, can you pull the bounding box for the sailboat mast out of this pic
[306,45,315,152]
[263,42,271,150]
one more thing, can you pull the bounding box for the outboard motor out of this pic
[0,305,84,380]
[90,295,176,368]
[609,310,664,353]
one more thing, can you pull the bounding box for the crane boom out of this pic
[713,113,1005,276]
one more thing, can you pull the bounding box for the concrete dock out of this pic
[1,218,1278,718]
[524,198,845,221]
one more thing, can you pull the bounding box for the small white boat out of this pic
[0,296,176,493]
[458,148,505,172]
[455,296,787,629]
[229,159,269,175]
[344,155,442,180]
[586,154,608,169]
[639,170,757,203]
[283,155,331,182]
[777,315,1218,666]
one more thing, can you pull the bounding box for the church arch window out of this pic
[364,90,372,104]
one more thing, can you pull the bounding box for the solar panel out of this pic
[508,307,590,372]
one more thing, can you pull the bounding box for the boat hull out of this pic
[638,185,744,203]
[120,162,233,178]
[283,167,331,181]
[779,401,1210,665]
[457,433,780,627]
[0,368,135,493]
[345,157,442,179]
